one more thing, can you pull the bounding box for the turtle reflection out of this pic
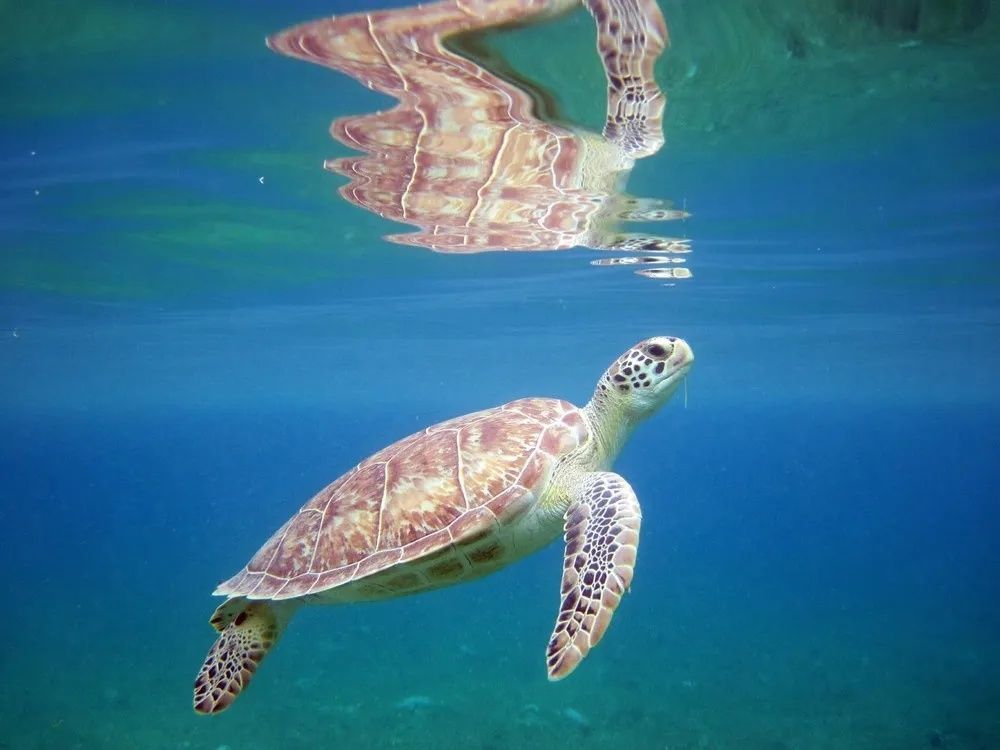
[268,0,692,282]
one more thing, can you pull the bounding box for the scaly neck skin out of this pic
[582,385,639,468]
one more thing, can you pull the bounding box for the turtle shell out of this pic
[216,398,590,601]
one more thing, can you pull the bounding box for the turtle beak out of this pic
[653,338,694,399]
[668,339,694,373]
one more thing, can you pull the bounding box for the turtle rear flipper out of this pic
[193,601,289,714]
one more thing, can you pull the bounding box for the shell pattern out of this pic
[216,398,590,601]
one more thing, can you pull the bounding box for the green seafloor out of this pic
[2,1,1000,749]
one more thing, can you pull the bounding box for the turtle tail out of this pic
[193,599,294,715]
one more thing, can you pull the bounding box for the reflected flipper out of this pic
[585,0,668,158]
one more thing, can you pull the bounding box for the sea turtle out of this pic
[267,0,692,277]
[193,335,694,714]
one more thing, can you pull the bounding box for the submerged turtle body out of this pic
[194,336,694,714]
[215,398,590,603]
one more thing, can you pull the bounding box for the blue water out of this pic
[2,1,999,748]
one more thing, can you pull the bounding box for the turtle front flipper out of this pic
[193,600,295,714]
[546,472,642,680]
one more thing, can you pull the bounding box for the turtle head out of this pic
[593,336,694,420]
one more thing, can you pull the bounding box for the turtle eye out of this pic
[646,343,668,358]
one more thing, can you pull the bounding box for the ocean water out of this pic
[2,1,999,749]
